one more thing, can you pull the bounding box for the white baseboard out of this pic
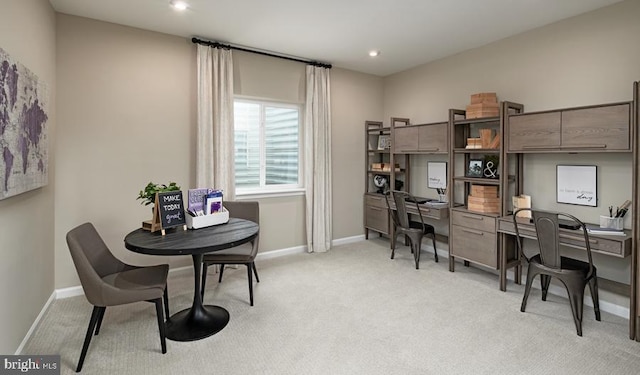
[333,234,365,246]
[15,291,56,355]
[256,245,307,260]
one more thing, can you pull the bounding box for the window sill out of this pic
[236,188,305,200]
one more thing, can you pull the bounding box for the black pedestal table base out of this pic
[165,304,229,341]
[165,253,229,341]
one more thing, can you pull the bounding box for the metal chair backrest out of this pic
[513,208,594,276]
[391,190,411,229]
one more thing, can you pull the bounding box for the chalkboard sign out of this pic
[157,191,186,230]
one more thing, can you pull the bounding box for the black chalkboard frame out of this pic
[156,191,187,234]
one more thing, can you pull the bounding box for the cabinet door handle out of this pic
[522,145,560,149]
[462,214,483,220]
[461,228,484,236]
[560,144,607,149]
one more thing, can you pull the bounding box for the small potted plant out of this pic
[137,181,181,206]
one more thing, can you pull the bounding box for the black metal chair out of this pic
[66,223,169,372]
[512,208,601,336]
[201,201,260,306]
[386,190,438,269]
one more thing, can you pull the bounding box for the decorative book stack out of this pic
[468,184,500,214]
[466,92,500,119]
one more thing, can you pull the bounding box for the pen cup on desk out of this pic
[600,215,623,230]
[438,194,447,203]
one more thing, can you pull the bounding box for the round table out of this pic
[124,217,259,341]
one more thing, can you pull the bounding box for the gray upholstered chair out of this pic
[512,208,601,336]
[387,190,438,269]
[201,201,260,306]
[66,223,169,372]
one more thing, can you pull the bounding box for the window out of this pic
[234,99,302,194]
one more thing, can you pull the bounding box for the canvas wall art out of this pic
[0,47,49,200]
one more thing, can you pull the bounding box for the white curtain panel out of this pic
[196,45,235,200]
[304,65,333,253]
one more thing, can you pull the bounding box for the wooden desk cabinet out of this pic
[507,102,631,153]
[450,209,498,269]
[394,122,448,154]
[364,193,389,237]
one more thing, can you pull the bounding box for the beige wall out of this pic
[331,68,384,239]
[0,0,56,354]
[55,14,196,288]
[383,0,640,284]
[54,15,382,290]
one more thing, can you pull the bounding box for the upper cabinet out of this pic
[507,102,631,153]
[393,122,448,154]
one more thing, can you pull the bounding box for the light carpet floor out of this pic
[22,238,640,374]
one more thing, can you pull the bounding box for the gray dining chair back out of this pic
[512,208,600,336]
[201,201,260,305]
[66,222,169,372]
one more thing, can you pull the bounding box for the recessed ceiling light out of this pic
[170,1,188,10]
[369,50,380,57]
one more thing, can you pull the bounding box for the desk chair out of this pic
[512,209,601,336]
[201,201,260,306]
[66,223,169,372]
[386,190,438,269]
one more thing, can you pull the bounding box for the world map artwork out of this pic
[0,47,49,200]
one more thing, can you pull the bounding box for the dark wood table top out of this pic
[124,217,259,256]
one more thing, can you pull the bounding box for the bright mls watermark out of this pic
[0,355,59,374]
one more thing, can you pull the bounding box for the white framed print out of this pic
[427,162,447,189]
[556,165,597,207]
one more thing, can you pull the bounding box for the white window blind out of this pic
[234,99,301,193]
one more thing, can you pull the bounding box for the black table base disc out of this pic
[165,305,229,341]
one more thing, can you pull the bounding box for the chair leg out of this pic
[246,264,254,306]
[565,281,585,337]
[154,298,167,354]
[201,263,209,300]
[76,306,104,372]
[588,276,601,321]
[413,241,420,270]
[218,264,225,283]
[541,274,551,301]
[94,307,106,336]
[521,268,537,312]
[252,263,260,283]
[431,234,438,263]
[163,287,170,321]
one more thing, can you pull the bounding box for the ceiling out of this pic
[49,0,623,77]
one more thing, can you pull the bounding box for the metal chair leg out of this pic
[252,263,260,283]
[218,264,225,282]
[93,307,106,336]
[431,234,438,263]
[163,287,170,321]
[154,298,167,354]
[201,263,209,299]
[588,276,601,321]
[76,306,104,372]
[246,264,254,306]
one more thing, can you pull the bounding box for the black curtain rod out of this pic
[191,37,332,69]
